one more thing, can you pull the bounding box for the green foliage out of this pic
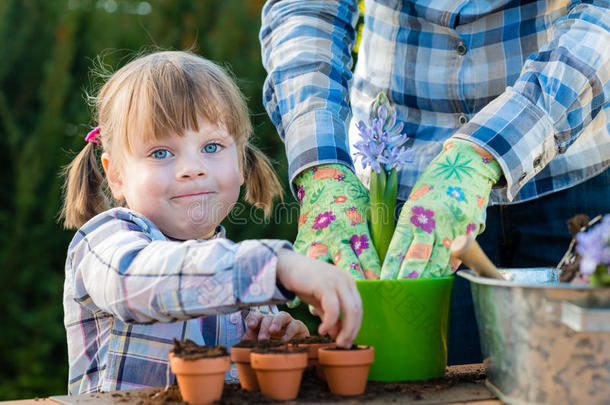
[0,0,295,399]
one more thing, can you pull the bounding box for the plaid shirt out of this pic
[64,208,292,394]
[260,0,610,204]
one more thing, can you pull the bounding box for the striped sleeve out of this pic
[68,209,293,324]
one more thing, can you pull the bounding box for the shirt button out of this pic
[229,312,241,325]
[533,156,542,167]
[456,42,467,55]
[518,172,527,182]
[458,114,468,125]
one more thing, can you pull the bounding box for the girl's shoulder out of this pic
[83,207,164,234]
[68,208,167,249]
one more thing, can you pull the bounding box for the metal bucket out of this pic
[459,268,610,405]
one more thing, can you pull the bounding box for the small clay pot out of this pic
[290,340,336,380]
[169,352,230,405]
[230,346,258,392]
[318,346,374,396]
[250,350,308,400]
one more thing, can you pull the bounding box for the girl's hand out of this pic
[242,311,309,342]
[276,249,363,348]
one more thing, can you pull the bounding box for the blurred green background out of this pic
[0,0,300,399]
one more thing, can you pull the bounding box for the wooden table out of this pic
[2,364,504,404]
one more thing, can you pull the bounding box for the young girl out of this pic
[60,51,362,394]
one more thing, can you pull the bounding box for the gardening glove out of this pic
[381,138,503,279]
[294,163,381,281]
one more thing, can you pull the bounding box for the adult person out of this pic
[260,0,609,364]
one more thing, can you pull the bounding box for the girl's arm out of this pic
[66,208,293,324]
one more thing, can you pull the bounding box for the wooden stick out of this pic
[450,234,504,280]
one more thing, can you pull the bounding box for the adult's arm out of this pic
[260,0,359,191]
[260,1,381,277]
[453,1,610,201]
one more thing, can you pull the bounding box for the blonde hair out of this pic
[60,50,282,229]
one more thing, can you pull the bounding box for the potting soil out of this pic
[170,338,228,360]
[100,363,487,404]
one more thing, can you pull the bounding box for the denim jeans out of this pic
[397,168,610,365]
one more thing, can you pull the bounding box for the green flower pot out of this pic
[354,277,454,381]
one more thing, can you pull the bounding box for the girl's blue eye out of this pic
[204,143,222,153]
[151,149,171,159]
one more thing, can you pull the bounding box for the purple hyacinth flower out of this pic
[353,92,413,174]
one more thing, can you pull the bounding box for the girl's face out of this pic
[102,119,243,240]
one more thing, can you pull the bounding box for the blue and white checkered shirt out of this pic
[260,0,609,204]
[64,208,292,394]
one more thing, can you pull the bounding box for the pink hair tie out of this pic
[85,127,101,145]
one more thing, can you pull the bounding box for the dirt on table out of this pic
[112,363,486,404]
[104,386,185,404]
[170,338,227,360]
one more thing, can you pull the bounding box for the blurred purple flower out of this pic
[576,214,610,275]
[353,92,413,174]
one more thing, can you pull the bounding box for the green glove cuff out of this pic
[422,138,502,236]
[294,163,366,203]
[443,138,502,186]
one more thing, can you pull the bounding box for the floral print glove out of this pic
[294,163,381,280]
[381,139,502,279]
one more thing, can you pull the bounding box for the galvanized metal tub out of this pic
[459,268,610,405]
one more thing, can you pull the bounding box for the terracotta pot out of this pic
[291,342,336,380]
[169,352,230,405]
[318,346,374,396]
[250,351,308,400]
[230,346,259,392]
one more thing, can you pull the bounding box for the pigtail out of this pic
[243,144,283,218]
[59,142,110,229]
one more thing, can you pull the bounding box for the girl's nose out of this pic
[176,154,207,179]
